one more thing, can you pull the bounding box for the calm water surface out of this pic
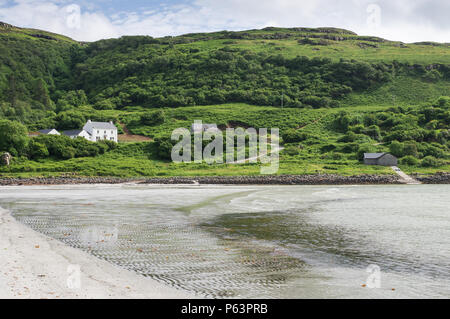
[0,184,449,298]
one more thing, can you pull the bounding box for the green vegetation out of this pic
[0,23,449,177]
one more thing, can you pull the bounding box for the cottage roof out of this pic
[38,129,57,134]
[62,129,89,137]
[364,153,387,159]
[83,120,117,134]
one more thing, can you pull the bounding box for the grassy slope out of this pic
[2,103,448,178]
[0,22,77,44]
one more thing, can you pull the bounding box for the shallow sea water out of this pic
[1,184,449,298]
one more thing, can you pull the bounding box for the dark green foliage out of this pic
[56,90,88,112]
[54,111,86,130]
[76,46,394,109]
[140,110,165,126]
[33,135,113,160]
[403,142,419,157]
[422,70,442,82]
[27,140,49,160]
[154,136,175,160]
[282,129,308,143]
[363,125,381,141]
[389,141,404,158]
[0,119,28,156]
[0,32,75,123]
[283,145,300,156]
[401,155,419,166]
[421,156,441,167]
[334,112,351,132]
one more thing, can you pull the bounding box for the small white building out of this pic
[190,123,220,133]
[62,129,91,140]
[83,120,118,143]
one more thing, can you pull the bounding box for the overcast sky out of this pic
[0,0,448,43]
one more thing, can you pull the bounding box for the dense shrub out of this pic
[421,156,441,167]
[389,141,404,157]
[283,145,300,156]
[154,136,175,160]
[282,129,308,143]
[141,110,166,126]
[27,140,49,160]
[33,135,113,160]
[401,155,419,166]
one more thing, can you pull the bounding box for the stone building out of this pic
[364,153,398,166]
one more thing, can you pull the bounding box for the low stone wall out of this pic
[0,174,402,186]
[413,173,450,184]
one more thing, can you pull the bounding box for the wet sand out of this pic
[0,208,195,299]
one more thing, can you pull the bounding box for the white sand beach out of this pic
[0,207,194,299]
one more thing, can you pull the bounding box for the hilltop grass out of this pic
[180,38,450,64]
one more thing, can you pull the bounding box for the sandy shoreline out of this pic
[0,207,195,299]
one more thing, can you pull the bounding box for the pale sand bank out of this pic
[0,208,195,299]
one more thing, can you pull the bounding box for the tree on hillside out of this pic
[0,119,29,156]
[6,74,17,108]
[33,78,52,109]
[55,111,86,130]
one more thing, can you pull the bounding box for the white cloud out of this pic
[0,0,449,43]
[0,0,118,41]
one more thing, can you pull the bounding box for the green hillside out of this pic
[0,23,449,177]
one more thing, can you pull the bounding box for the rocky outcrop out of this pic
[0,153,12,166]
[30,33,57,41]
[0,22,15,29]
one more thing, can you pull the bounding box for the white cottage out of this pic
[83,120,118,143]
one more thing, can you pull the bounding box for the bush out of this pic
[389,141,404,157]
[54,111,86,130]
[283,145,300,156]
[282,129,307,143]
[403,142,418,157]
[363,125,381,141]
[401,155,419,166]
[154,136,174,160]
[421,156,441,167]
[27,140,49,160]
[140,110,166,126]
[422,70,442,82]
